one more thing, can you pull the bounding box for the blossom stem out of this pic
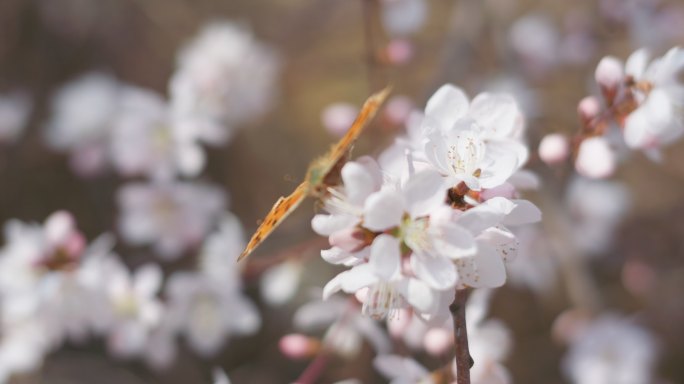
[450,288,473,384]
[294,351,330,384]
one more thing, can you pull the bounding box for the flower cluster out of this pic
[540,46,684,178]
[314,84,540,321]
[44,20,279,179]
[0,211,259,379]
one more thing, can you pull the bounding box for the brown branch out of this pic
[450,288,473,384]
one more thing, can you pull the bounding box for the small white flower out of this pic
[110,86,205,180]
[422,84,528,191]
[622,47,684,151]
[117,181,225,259]
[170,21,280,145]
[0,91,31,143]
[165,271,260,357]
[563,314,658,384]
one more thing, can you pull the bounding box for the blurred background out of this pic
[1,0,684,383]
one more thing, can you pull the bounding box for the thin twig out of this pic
[293,352,331,384]
[450,288,473,384]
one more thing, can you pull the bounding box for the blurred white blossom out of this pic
[117,181,225,259]
[563,314,658,384]
[0,92,31,143]
[170,21,280,145]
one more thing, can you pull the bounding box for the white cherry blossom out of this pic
[117,181,225,259]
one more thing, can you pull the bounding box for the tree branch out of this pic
[450,288,473,384]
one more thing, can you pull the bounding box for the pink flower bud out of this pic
[64,232,86,258]
[279,334,319,360]
[575,137,616,179]
[321,103,358,138]
[538,133,570,165]
[577,96,602,126]
[385,39,414,65]
[595,56,624,103]
[329,227,366,253]
[423,328,453,356]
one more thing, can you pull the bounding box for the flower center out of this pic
[362,282,403,320]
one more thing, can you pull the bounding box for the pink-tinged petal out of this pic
[625,49,650,79]
[403,169,447,218]
[470,93,519,138]
[411,254,457,290]
[45,211,76,246]
[503,199,541,225]
[364,189,405,231]
[311,214,359,236]
[340,264,378,293]
[595,56,624,90]
[341,161,377,204]
[424,84,469,129]
[370,235,402,280]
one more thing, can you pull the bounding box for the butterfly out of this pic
[238,87,391,262]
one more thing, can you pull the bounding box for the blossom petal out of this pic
[503,199,542,225]
[340,265,378,293]
[625,49,650,79]
[364,189,405,231]
[311,214,359,236]
[403,169,447,218]
[424,84,469,130]
[369,235,402,280]
[411,254,457,290]
[470,93,518,138]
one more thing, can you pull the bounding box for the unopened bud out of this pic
[538,133,570,165]
[385,39,414,65]
[279,334,320,360]
[575,137,616,179]
[423,328,453,356]
[595,56,624,104]
[577,96,602,126]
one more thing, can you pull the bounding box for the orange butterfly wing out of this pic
[238,87,390,262]
[309,86,391,183]
[238,181,309,262]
